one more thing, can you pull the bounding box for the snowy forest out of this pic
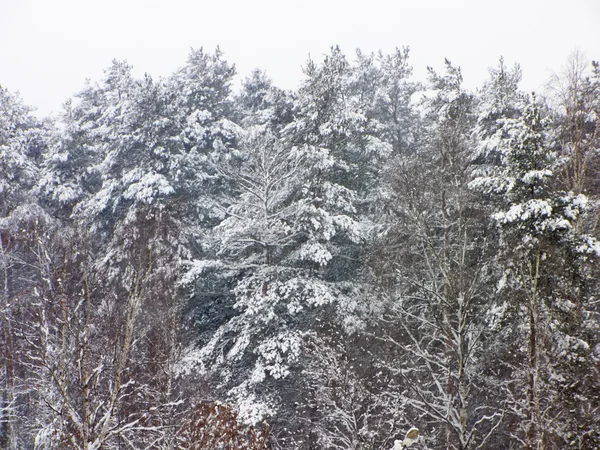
[1,46,599,450]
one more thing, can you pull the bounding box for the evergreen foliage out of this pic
[1,48,598,450]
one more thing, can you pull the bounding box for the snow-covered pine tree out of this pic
[235,69,294,130]
[471,93,600,449]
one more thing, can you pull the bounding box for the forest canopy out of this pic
[1,47,599,450]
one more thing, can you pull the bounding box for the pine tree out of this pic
[472,94,600,448]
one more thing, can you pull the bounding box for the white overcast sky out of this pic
[1,0,599,117]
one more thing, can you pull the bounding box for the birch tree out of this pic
[0,85,48,449]
[373,60,501,450]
